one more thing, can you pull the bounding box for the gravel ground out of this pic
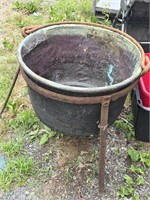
[0,126,149,200]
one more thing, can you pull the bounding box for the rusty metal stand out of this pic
[21,70,140,193]
[0,67,20,116]
[98,97,111,193]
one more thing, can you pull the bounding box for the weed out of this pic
[39,133,51,145]
[44,149,53,162]
[64,165,74,182]
[0,63,18,101]
[94,2,112,25]
[114,115,135,142]
[27,129,40,141]
[128,148,150,167]
[3,38,14,51]
[15,18,26,28]
[118,148,150,199]
[13,0,43,14]
[8,109,41,132]
[0,119,7,134]
[12,1,24,10]
[76,155,83,166]
[39,165,53,176]
[0,156,36,190]
[27,125,57,145]
[98,3,111,25]
[128,148,140,162]
[6,100,18,115]
[39,127,57,145]
[88,145,98,163]
[0,136,23,157]
[86,174,93,184]
[48,0,97,22]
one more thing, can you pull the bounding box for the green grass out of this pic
[0,136,23,157]
[0,66,17,100]
[0,156,36,191]
[48,0,97,22]
[114,108,135,142]
[8,109,40,130]
[12,0,43,14]
[3,38,14,51]
[7,108,58,145]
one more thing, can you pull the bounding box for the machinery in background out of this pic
[94,0,150,142]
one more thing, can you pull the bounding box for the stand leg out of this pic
[98,97,110,193]
[99,126,108,193]
[0,67,20,116]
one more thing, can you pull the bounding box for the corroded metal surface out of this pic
[18,22,145,95]
[21,70,138,104]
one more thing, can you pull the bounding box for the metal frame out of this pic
[1,21,149,193]
[21,69,138,192]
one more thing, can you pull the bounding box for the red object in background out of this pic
[138,53,150,108]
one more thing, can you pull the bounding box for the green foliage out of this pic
[124,174,134,185]
[119,148,150,199]
[128,148,150,167]
[130,165,146,175]
[3,38,14,51]
[6,100,18,115]
[15,17,27,28]
[136,176,145,186]
[139,152,150,167]
[7,109,56,145]
[0,64,17,101]
[119,183,135,198]
[128,148,139,162]
[49,0,97,22]
[27,125,57,145]
[64,165,73,182]
[0,137,23,157]
[0,156,36,190]
[86,174,92,184]
[98,3,111,25]
[114,118,134,142]
[13,0,43,14]
[39,129,57,145]
[8,109,41,132]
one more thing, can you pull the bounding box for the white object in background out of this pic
[96,0,122,14]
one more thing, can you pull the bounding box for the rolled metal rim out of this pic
[18,22,145,94]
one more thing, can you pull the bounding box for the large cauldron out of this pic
[18,22,145,136]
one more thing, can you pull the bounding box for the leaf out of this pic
[128,148,139,162]
[139,153,150,167]
[127,186,134,194]
[48,130,57,138]
[119,185,133,197]
[39,134,49,145]
[136,176,145,185]
[124,174,134,185]
[132,194,140,200]
[130,165,145,175]
[119,185,126,198]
